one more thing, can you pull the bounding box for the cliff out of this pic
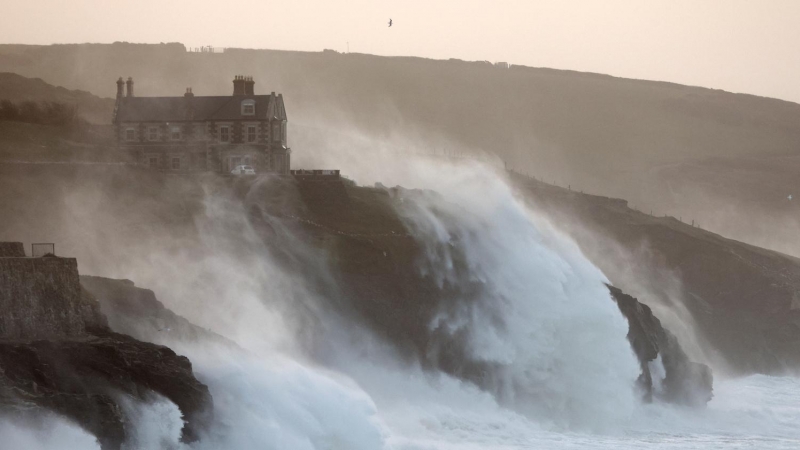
[80,275,234,349]
[0,247,212,449]
[0,328,212,449]
[511,172,800,375]
[609,285,713,405]
[245,178,714,406]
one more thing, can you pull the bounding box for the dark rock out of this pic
[513,174,800,375]
[608,284,713,406]
[0,250,213,449]
[0,328,212,450]
[80,275,234,348]
[247,179,714,407]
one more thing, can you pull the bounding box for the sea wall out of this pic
[0,242,25,257]
[0,256,89,339]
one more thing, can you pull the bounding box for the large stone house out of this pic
[113,76,290,174]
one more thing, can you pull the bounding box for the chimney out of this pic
[184,88,195,119]
[232,75,246,96]
[244,76,255,95]
[125,77,134,97]
[116,77,124,98]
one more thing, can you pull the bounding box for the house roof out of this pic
[114,94,287,123]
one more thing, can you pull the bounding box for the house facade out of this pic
[113,76,290,174]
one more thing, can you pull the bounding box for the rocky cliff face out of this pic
[0,328,212,449]
[80,275,233,349]
[246,178,714,406]
[0,246,212,449]
[609,285,713,405]
[512,173,800,375]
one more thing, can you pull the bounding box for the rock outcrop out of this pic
[608,285,713,406]
[512,173,800,375]
[0,328,212,449]
[80,275,234,349]
[0,245,212,449]
[247,179,715,407]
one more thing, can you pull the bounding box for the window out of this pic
[148,127,158,141]
[241,100,255,116]
[272,122,280,142]
[148,157,158,168]
[170,126,182,141]
[220,126,230,142]
[281,122,287,143]
[171,157,181,170]
[247,126,257,142]
[125,128,135,141]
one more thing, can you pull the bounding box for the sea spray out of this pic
[185,346,387,450]
[0,415,101,450]
[388,162,640,429]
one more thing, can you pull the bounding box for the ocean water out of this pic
[4,159,798,449]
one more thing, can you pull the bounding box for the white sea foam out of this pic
[0,415,101,450]
[7,158,800,449]
[391,161,640,429]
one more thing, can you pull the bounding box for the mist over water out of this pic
[8,157,800,449]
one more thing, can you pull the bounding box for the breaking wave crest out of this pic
[9,160,800,449]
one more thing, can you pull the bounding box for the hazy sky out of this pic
[3,0,800,103]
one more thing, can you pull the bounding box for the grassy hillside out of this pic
[0,43,798,256]
[0,72,114,123]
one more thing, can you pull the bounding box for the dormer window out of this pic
[241,100,255,116]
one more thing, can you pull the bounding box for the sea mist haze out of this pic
[2,153,799,448]
[2,6,800,444]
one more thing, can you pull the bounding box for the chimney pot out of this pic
[244,76,255,95]
[125,77,134,97]
[116,77,125,98]
[233,75,247,95]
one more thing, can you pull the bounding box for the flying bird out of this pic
[388,19,393,27]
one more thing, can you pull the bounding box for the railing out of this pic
[31,243,55,257]
[290,169,341,180]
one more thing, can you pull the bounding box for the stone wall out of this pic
[0,242,25,257]
[0,257,88,340]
